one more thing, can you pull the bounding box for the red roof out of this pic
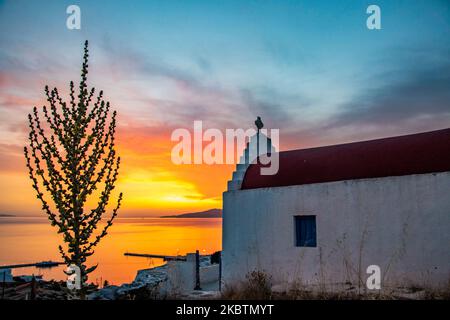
[241,128,450,190]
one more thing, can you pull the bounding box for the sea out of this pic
[0,216,222,286]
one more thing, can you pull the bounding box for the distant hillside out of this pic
[0,214,15,217]
[160,209,222,218]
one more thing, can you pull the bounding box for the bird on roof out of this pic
[255,116,264,132]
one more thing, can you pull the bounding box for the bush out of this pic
[222,270,272,300]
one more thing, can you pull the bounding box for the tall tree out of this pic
[24,41,123,293]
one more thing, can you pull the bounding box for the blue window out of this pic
[295,215,317,247]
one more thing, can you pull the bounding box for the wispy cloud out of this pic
[327,50,450,135]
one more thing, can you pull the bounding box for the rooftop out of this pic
[241,128,450,190]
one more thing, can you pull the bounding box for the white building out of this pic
[222,128,450,291]
[0,268,14,283]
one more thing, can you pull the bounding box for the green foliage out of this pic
[24,40,123,289]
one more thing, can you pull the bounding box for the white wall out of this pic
[164,254,220,294]
[200,264,220,284]
[164,254,196,294]
[222,172,450,290]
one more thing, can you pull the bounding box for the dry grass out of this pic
[221,270,272,300]
[221,271,450,300]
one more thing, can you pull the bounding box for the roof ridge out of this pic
[280,127,450,154]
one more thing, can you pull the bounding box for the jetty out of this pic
[0,261,64,270]
[124,252,187,261]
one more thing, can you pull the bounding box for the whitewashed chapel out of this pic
[222,127,450,290]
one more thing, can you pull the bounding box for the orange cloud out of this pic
[114,123,233,216]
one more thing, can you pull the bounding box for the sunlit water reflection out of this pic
[0,216,222,285]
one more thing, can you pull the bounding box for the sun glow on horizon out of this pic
[116,168,222,214]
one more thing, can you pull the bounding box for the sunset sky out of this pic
[0,0,449,216]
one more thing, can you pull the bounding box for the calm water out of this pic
[0,216,222,285]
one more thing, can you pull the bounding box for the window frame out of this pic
[294,215,317,247]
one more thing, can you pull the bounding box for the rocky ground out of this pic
[3,277,448,300]
[1,279,97,300]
